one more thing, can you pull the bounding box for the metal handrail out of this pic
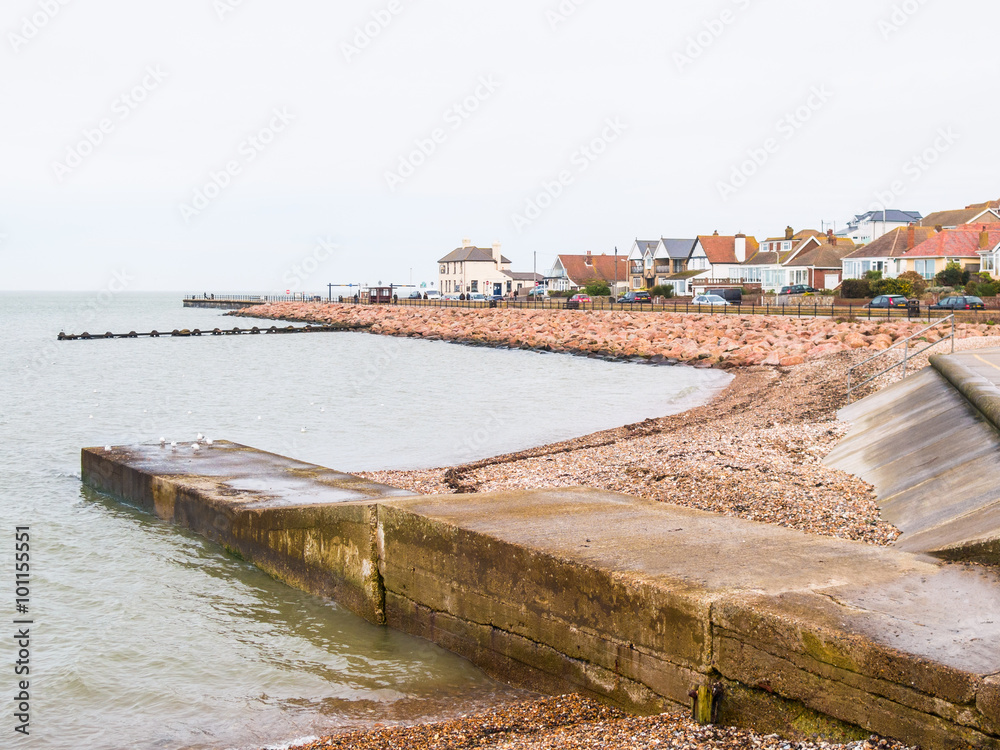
[846,315,956,402]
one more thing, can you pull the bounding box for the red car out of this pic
[569,294,592,303]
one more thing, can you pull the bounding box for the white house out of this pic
[438,240,511,296]
[837,210,922,245]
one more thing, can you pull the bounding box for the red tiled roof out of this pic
[557,254,629,286]
[901,225,1000,258]
[697,235,757,264]
[843,226,938,259]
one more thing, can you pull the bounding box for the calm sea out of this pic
[0,292,731,750]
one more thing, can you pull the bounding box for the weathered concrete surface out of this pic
[82,441,413,622]
[377,488,1000,748]
[84,445,1000,748]
[826,349,1000,563]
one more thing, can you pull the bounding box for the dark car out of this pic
[930,295,985,310]
[780,285,818,295]
[708,288,743,303]
[617,291,652,304]
[865,294,909,309]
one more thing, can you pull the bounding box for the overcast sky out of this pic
[0,0,995,292]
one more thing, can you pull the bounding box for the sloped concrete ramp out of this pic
[826,349,1000,562]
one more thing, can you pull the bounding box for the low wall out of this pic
[83,445,1000,748]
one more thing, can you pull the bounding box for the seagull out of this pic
[196,433,204,441]
[320,407,325,412]
[301,427,307,433]
[170,441,177,449]
[205,438,213,446]
[192,444,200,452]
[159,437,166,445]
[257,416,262,420]
[104,445,112,452]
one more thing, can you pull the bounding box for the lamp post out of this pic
[614,246,618,306]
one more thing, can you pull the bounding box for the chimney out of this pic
[734,233,747,263]
[492,241,502,266]
[981,227,990,250]
[585,251,593,266]
[785,226,794,240]
[907,225,916,250]
[462,238,472,248]
[935,224,943,233]
[713,230,720,236]
[827,229,834,244]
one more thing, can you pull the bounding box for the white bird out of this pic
[104,445,112,452]
[205,438,213,446]
[196,433,204,441]
[320,407,325,412]
[301,427,307,433]
[170,441,177,449]
[192,444,200,452]
[257,416,262,420]
[159,437,166,445]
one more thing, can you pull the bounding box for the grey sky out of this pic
[0,0,994,291]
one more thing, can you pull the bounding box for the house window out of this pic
[913,259,935,280]
[632,277,642,289]
[983,254,996,274]
[471,281,479,292]
[673,260,684,273]
[440,265,447,274]
[782,242,792,251]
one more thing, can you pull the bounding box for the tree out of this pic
[863,269,884,281]
[650,285,675,299]
[935,262,970,287]
[584,281,611,297]
[897,270,928,298]
[840,279,871,299]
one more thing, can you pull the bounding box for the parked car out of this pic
[569,293,592,303]
[708,288,742,303]
[486,293,504,302]
[526,286,547,298]
[424,290,441,300]
[467,293,486,301]
[780,285,818,295]
[692,294,730,307]
[443,293,461,300]
[617,291,652,304]
[930,295,985,310]
[399,289,423,299]
[865,294,909,309]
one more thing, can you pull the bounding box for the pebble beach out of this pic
[238,303,1000,750]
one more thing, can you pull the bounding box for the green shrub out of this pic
[650,285,675,299]
[897,271,928,298]
[935,262,970,287]
[870,278,913,297]
[863,269,884,281]
[584,281,611,297]
[840,278,871,298]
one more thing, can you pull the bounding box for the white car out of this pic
[692,294,729,306]
[424,290,441,300]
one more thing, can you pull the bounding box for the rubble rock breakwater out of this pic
[234,303,996,367]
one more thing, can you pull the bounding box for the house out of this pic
[782,233,857,291]
[549,252,629,294]
[900,225,1000,280]
[729,228,840,293]
[504,271,544,295]
[841,226,939,280]
[627,240,662,291]
[627,239,700,295]
[837,210,923,245]
[919,200,1000,230]
[980,238,1000,277]
[685,232,758,294]
[439,239,533,296]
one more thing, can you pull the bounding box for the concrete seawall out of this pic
[82,442,1000,748]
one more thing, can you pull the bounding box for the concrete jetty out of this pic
[83,441,1000,748]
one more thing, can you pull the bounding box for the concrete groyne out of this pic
[83,441,1000,749]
